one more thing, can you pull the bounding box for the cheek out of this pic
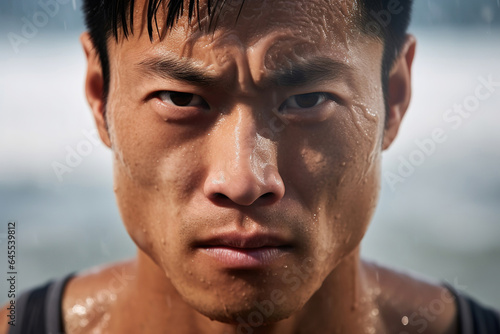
[108,94,206,189]
[106,99,208,267]
[285,102,382,205]
[329,104,383,248]
[281,102,383,266]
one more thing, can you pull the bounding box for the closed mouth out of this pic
[194,232,293,268]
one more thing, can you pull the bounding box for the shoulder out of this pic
[447,283,500,334]
[363,261,459,334]
[0,305,12,334]
[0,277,59,334]
[61,259,136,334]
[0,260,136,334]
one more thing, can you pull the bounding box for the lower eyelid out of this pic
[288,93,330,108]
[155,91,209,109]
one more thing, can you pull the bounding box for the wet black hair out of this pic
[82,0,413,110]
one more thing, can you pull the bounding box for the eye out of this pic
[280,92,331,111]
[158,91,208,108]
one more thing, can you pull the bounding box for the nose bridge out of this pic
[205,105,285,206]
[218,105,268,184]
[231,106,261,174]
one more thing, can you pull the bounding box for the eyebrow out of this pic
[136,56,352,88]
[268,57,353,87]
[137,56,218,86]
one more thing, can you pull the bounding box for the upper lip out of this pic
[195,231,292,249]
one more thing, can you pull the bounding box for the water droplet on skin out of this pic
[341,162,346,167]
[401,316,409,326]
[371,308,379,317]
[284,265,288,269]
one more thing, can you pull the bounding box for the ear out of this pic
[80,32,112,148]
[382,34,416,150]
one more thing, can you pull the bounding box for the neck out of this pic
[115,247,382,334]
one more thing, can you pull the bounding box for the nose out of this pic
[204,108,285,206]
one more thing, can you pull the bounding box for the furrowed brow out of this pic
[136,56,217,86]
[269,58,353,87]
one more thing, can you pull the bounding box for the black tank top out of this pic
[8,275,500,333]
[8,274,74,334]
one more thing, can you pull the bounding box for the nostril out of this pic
[259,192,279,205]
[204,170,285,206]
[213,193,229,200]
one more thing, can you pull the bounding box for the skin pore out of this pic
[106,0,384,329]
[0,1,460,334]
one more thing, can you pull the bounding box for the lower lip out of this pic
[199,246,290,268]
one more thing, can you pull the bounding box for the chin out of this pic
[175,274,315,328]
[193,299,300,326]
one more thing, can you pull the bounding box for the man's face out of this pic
[104,0,385,323]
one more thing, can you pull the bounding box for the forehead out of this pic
[113,0,365,57]
[107,0,384,96]
[191,0,362,44]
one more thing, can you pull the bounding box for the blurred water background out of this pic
[1,0,499,308]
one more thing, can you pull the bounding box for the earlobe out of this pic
[80,32,112,148]
[382,34,417,150]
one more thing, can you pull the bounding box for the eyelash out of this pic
[153,91,337,114]
[279,92,336,112]
[157,91,209,108]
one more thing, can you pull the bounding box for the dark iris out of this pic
[295,93,321,108]
[170,92,194,106]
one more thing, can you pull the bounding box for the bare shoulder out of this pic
[364,261,459,334]
[62,259,137,334]
[0,304,13,334]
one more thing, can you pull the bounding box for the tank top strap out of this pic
[444,283,500,334]
[8,273,74,334]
